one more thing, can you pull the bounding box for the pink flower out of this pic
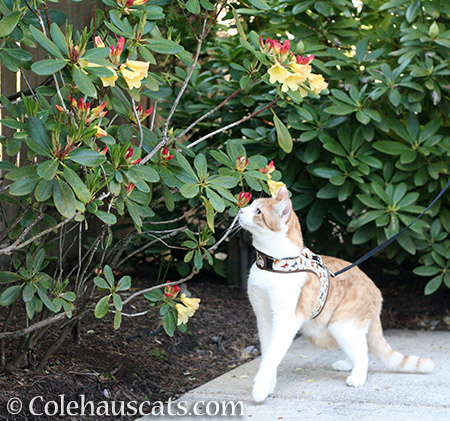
[296,54,314,65]
[237,191,252,208]
[235,156,249,172]
[130,158,142,165]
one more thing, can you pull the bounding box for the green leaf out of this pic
[324,104,356,115]
[373,141,410,155]
[53,179,77,218]
[95,211,117,225]
[103,265,115,286]
[0,271,23,284]
[61,292,76,302]
[117,276,131,291]
[209,176,238,188]
[144,289,163,302]
[130,165,160,182]
[94,295,110,318]
[206,188,225,212]
[29,25,63,59]
[176,153,197,180]
[114,310,122,330]
[406,0,421,23]
[27,116,52,156]
[146,39,183,54]
[273,112,292,153]
[355,39,368,62]
[231,6,247,41]
[248,0,270,10]
[180,183,199,198]
[37,159,59,181]
[63,166,92,202]
[68,148,106,166]
[50,23,68,55]
[94,276,110,290]
[31,59,67,75]
[113,293,123,311]
[73,67,97,98]
[194,153,207,178]
[413,266,441,276]
[0,285,22,306]
[186,0,200,14]
[424,275,442,295]
[35,179,54,202]
[0,11,21,38]
[37,289,57,312]
[163,311,176,337]
[10,176,40,196]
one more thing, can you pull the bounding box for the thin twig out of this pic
[175,88,242,142]
[115,227,187,268]
[122,266,197,306]
[187,98,278,149]
[150,101,157,131]
[139,17,208,166]
[131,99,144,148]
[208,213,239,252]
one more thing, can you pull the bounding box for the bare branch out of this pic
[132,99,144,148]
[187,98,278,149]
[175,88,242,142]
[208,213,239,252]
[122,266,197,306]
[0,313,67,340]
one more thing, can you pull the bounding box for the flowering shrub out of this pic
[173,0,449,296]
[0,0,328,371]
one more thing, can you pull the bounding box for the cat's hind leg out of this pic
[329,322,369,387]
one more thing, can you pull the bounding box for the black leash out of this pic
[331,179,450,277]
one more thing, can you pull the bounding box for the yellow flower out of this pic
[101,68,118,87]
[268,180,286,197]
[176,303,196,325]
[308,73,328,94]
[180,293,200,311]
[289,61,311,82]
[281,73,307,93]
[120,60,149,90]
[94,126,107,138]
[267,62,290,84]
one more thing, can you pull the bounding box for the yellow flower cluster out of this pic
[175,293,200,325]
[268,57,327,96]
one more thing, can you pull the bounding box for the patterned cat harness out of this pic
[254,247,330,319]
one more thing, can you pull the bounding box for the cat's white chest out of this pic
[247,263,307,314]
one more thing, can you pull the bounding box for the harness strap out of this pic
[254,248,330,319]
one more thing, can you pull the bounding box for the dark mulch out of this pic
[0,262,448,420]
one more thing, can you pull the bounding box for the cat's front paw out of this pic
[346,373,366,387]
[252,381,271,402]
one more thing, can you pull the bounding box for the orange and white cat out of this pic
[239,186,436,402]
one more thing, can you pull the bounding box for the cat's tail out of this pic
[367,316,436,373]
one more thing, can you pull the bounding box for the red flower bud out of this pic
[235,156,249,172]
[126,183,135,195]
[161,146,174,161]
[124,147,134,159]
[237,191,252,208]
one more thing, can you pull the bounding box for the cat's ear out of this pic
[278,198,292,221]
[275,185,289,201]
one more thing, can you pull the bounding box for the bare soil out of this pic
[0,260,448,420]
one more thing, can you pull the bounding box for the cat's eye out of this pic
[255,208,262,215]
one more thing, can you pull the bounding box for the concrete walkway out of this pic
[138,330,449,420]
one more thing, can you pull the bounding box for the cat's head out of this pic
[239,186,298,238]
